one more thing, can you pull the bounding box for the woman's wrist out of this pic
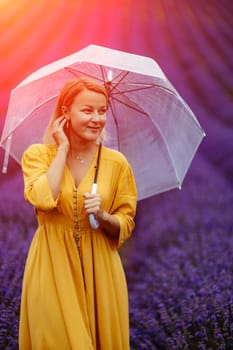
[96,208,107,221]
[57,143,69,154]
[97,210,120,238]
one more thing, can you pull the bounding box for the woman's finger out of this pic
[83,194,102,213]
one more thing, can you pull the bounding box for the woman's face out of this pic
[65,89,107,144]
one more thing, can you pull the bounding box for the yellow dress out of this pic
[19,144,137,350]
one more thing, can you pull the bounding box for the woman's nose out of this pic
[91,112,100,121]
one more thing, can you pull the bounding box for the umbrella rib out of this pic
[64,67,180,114]
[112,85,182,183]
[1,95,58,143]
[100,65,106,82]
[108,99,120,149]
[64,67,103,83]
[111,93,182,185]
[111,96,149,117]
[64,66,130,97]
[110,70,130,91]
[149,116,181,185]
[98,66,132,97]
[65,65,129,90]
[112,83,204,131]
[66,65,144,118]
[112,85,154,95]
[111,83,176,96]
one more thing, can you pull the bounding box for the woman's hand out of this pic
[83,192,120,237]
[83,193,104,219]
[51,116,70,149]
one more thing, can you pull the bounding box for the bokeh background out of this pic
[0,1,232,349]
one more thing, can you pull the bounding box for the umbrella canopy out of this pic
[0,44,205,200]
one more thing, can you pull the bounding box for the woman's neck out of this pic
[69,141,96,154]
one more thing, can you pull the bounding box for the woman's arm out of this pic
[46,117,69,200]
[83,159,137,243]
[22,116,69,208]
[22,145,66,210]
[83,193,120,237]
[46,144,69,200]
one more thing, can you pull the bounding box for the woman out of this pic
[19,77,137,350]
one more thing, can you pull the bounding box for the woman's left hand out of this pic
[83,193,104,219]
[83,192,120,237]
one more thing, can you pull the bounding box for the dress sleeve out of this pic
[21,145,59,210]
[110,161,137,249]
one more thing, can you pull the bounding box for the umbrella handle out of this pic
[89,183,100,229]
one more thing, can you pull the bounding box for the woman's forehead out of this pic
[73,89,107,105]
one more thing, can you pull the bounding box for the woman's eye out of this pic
[82,109,92,114]
[99,108,107,115]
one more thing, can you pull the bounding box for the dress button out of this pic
[73,189,80,249]
[73,233,79,242]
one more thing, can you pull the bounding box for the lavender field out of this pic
[0,1,233,349]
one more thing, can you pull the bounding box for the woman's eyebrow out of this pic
[82,104,107,108]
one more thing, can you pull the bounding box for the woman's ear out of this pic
[61,105,70,119]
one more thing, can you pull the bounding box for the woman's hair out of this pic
[43,77,108,144]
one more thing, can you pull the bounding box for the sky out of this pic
[0,0,232,178]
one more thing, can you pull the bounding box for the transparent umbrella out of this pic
[0,44,205,200]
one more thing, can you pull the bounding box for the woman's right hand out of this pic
[51,116,70,149]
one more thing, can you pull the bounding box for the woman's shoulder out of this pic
[23,143,57,158]
[101,145,129,165]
